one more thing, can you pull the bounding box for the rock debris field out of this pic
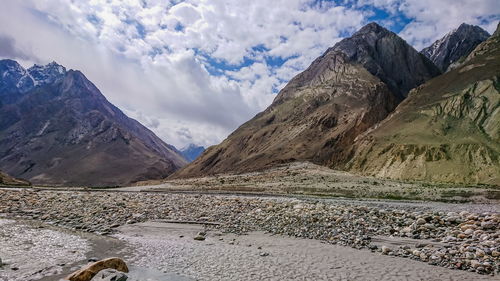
[0,188,498,280]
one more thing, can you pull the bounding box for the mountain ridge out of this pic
[0,60,187,186]
[421,23,490,72]
[346,23,500,184]
[173,22,440,179]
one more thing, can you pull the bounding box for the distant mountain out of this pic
[347,23,500,185]
[173,22,440,178]
[180,144,205,162]
[421,23,490,72]
[0,170,30,186]
[0,59,187,186]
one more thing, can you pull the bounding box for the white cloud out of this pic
[357,0,500,50]
[1,0,497,148]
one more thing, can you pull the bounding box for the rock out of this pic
[415,243,427,248]
[475,249,485,257]
[416,218,426,225]
[470,260,481,268]
[91,269,128,281]
[491,250,499,257]
[65,257,129,281]
[460,224,475,231]
[401,226,413,233]
[459,211,470,217]
[293,203,304,210]
[381,246,391,254]
[423,223,435,230]
[481,221,495,230]
[194,235,206,241]
[463,229,473,235]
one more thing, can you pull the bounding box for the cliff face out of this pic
[0,60,187,186]
[346,25,500,185]
[173,23,439,178]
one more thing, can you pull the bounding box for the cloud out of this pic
[0,35,34,61]
[356,0,500,50]
[0,0,497,148]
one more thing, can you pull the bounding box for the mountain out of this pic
[0,170,30,186]
[173,22,440,178]
[421,23,490,72]
[180,144,205,162]
[0,59,187,186]
[346,23,500,185]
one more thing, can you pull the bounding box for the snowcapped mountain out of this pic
[421,23,490,72]
[0,59,187,186]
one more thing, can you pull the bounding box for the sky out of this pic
[0,0,498,149]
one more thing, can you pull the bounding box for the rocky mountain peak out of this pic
[421,23,490,72]
[28,61,66,86]
[353,22,391,36]
[330,22,440,99]
[0,59,34,94]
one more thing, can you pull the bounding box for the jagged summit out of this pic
[28,61,66,85]
[421,23,490,72]
[0,59,34,94]
[275,22,440,104]
[353,21,391,35]
[0,59,68,95]
[331,22,440,99]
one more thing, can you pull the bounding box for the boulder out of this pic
[65,257,129,281]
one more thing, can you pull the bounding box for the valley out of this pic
[0,4,498,280]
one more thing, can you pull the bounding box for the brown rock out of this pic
[65,257,129,281]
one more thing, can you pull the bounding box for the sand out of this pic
[115,222,499,281]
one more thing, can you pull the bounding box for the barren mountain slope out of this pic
[346,23,500,185]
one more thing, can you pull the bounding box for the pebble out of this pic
[381,246,391,254]
[0,189,498,275]
[416,218,426,225]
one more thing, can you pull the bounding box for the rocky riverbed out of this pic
[0,188,498,279]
